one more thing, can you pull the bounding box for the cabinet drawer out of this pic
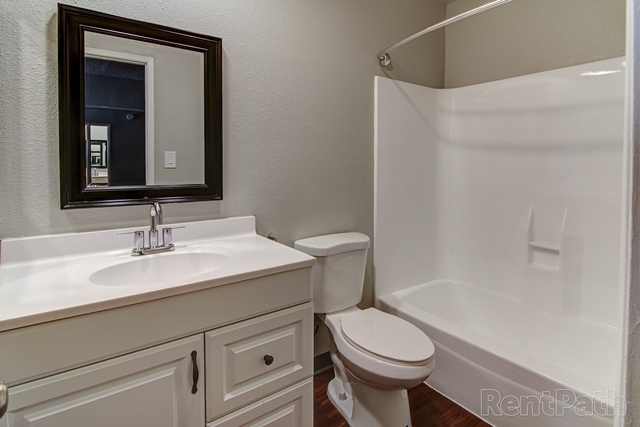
[205,303,312,420]
[207,378,312,427]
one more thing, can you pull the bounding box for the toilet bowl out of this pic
[294,232,435,427]
[323,307,435,427]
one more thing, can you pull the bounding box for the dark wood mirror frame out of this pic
[58,4,222,209]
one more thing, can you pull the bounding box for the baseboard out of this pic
[314,351,332,375]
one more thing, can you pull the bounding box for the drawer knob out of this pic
[263,354,274,366]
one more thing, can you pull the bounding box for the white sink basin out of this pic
[88,252,232,287]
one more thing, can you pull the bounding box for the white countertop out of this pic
[0,216,315,332]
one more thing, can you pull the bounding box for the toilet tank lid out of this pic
[294,232,370,257]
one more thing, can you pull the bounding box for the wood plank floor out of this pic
[314,368,489,427]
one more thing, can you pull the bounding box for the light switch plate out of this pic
[164,151,176,169]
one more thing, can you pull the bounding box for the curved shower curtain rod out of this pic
[377,0,513,67]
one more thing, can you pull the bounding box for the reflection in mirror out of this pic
[87,124,109,186]
[84,32,205,188]
[58,4,222,208]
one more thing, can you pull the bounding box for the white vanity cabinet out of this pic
[0,268,313,427]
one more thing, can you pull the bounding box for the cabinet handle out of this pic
[190,351,199,394]
[263,354,274,366]
[0,381,7,419]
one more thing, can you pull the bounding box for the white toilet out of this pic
[294,232,435,427]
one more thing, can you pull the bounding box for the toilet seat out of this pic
[340,308,434,365]
[324,307,436,389]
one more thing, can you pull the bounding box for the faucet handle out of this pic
[161,226,185,247]
[117,230,145,256]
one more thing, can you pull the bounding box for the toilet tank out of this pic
[294,232,370,314]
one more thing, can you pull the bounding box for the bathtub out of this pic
[377,280,621,427]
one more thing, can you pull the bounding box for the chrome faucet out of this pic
[149,202,163,248]
[152,201,163,225]
[119,202,184,256]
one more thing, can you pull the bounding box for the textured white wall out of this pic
[444,0,626,87]
[0,1,446,310]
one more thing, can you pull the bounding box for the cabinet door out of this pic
[3,335,204,427]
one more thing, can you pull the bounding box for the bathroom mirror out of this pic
[59,4,222,208]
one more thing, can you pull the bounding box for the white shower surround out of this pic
[374,58,625,426]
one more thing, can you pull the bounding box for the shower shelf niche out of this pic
[526,206,567,272]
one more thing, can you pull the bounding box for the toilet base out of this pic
[327,374,413,427]
[328,377,354,423]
